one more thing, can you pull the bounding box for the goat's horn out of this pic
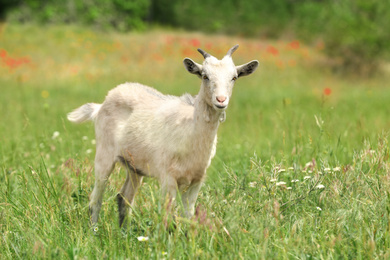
[197,48,211,59]
[226,44,239,57]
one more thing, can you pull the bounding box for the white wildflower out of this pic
[288,167,294,170]
[162,251,168,256]
[52,131,60,139]
[291,179,299,183]
[278,168,286,173]
[308,170,313,174]
[316,207,322,211]
[248,182,257,188]
[86,149,93,154]
[314,115,324,128]
[287,187,292,190]
[304,176,311,180]
[316,184,325,189]
[305,161,313,168]
[324,167,331,172]
[82,136,88,141]
[333,167,341,172]
[276,181,286,186]
[270,178,277,182]
[93,226,98,232]
[91,139,96,145]
[137,236,149,242]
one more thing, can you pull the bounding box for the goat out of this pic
[67,45,259,227]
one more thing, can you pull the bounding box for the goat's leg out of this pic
[181,182,202,218]
[89,154,114,226]
[160,176,178,230]
[160,176,178,214]
[117,170,143,227]
[161,176,178,202]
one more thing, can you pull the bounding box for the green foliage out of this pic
[168,0,293,37]
[0,0,21,20]
[295,0,390,75]
[150,0,176,26]
[7,0,151,31]
[323,0,390,75]
[112,0,150,31]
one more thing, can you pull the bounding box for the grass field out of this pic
[1,24,390,259]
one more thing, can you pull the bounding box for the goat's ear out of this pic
[183,58,202,77]
[236,60,259,78]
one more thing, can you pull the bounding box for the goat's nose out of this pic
[216,96,227,103]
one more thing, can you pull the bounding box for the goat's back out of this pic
[93,82,199,179]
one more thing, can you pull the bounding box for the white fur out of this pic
[67,45,259,226]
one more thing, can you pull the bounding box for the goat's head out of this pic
[183,44,259,111]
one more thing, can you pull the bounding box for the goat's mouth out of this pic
[214,104,227,110]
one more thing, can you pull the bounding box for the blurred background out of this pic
[1,0,390,75]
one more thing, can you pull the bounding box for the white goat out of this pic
[67,45,259,227]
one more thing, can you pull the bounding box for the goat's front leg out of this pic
[160,176,178,211]
[181,182,202,218]
[160,176,178,230]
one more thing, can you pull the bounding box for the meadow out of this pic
[1,24,390,259]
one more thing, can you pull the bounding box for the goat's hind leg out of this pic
[117,168,143,227]
[89,153,115,226]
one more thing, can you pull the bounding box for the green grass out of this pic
[1,24,390,259]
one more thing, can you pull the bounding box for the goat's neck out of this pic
[193,92,222,137]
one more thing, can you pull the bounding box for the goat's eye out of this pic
[232,76,237,81]
[203,75,209,80]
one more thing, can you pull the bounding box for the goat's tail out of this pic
[67,103,102,123]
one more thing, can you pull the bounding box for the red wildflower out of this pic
[190,38,201,48]
[324,88,332,96]
[0,49,6,58]
[4,57,18,68]
[1,50,31,69]
[288,40,300,49]
[266,46,279,56]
